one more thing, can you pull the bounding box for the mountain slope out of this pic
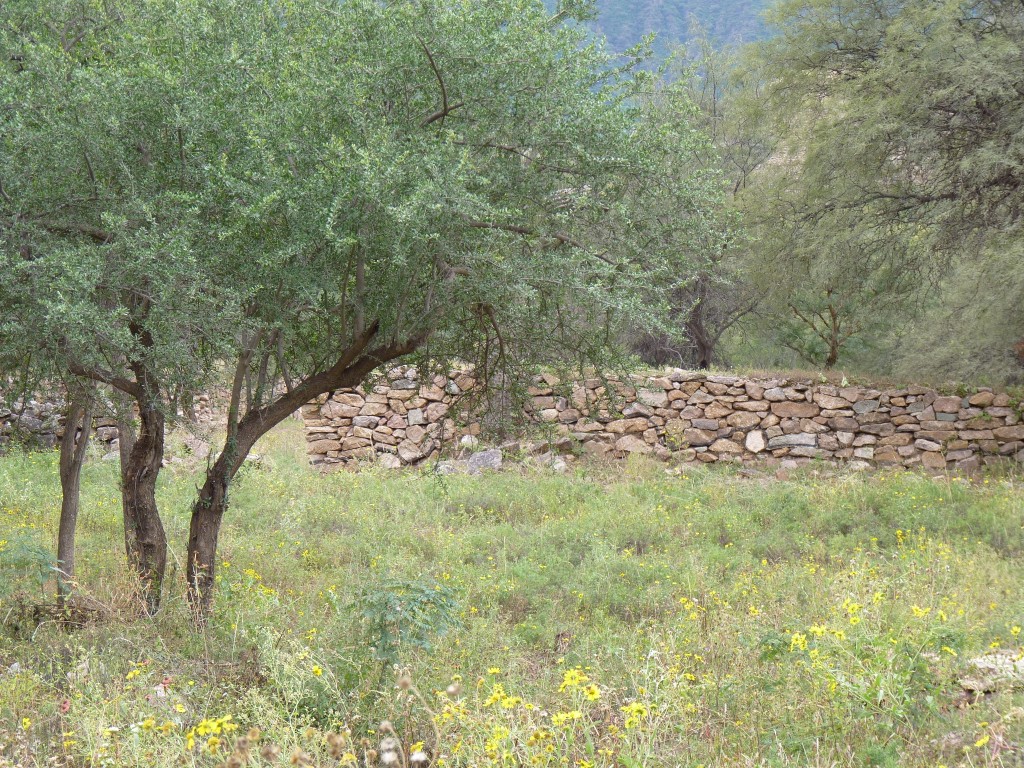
[551,0,774,58]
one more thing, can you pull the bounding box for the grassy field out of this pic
[1,421,1023,767]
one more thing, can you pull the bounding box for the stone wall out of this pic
[0,392,216,455]
[0,396,117,452]
[302,367,1024,470]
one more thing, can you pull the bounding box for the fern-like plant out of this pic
[359,577,462,666]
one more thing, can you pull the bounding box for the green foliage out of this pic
[723,0,1024,380]
[1,0,739,615]
[0,0,726,391]
[0,533,55,600]
[360,577,462,665]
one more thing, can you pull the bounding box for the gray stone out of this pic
[638,389,669,408]
[733,400,769,412]
[682,428,717,447]
[814,394,850,410]
[933,396,963,414]
[378,453,403,469]
[359,402,389,417]
[397,440,424,463]
[770,402,820,418]
[622,402,653,419]
[308,439,342,454]
[710,438,743,454]
[606,418,650,434]
[727,412,762,429]
[789,446,825,458]
[852,399,879,414]
[467,448,503,473]
[691,419,720,431]
[616,435,653,454]
[341,437,372,451]
[858,423,896,437]
[958,650,1024,693]
[818,434,840,451]
[945,449,974,462]
[425,402,450,421]
[767,433,817,449]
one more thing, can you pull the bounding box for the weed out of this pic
[0,421,1021,766]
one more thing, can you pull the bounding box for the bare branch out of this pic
[416,35,463,127]
[66,357,143,399]
[40,221,114,243]
[464,218,614,265]
[422,102,465,128]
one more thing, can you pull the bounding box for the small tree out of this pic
[1,0,244,611]
[630,35,766,369]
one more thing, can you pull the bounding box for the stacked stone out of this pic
[303,367,1024,470]
[302,367,477,469]
[0,398,121,452]
[1,394,215,454]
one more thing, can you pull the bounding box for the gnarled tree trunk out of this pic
[56,397,94,610]
[120,402,167,615]
[186,435,249,621]
[186,323,421,622]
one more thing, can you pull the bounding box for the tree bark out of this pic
[56,397,94,610]
[185,324,422,621]
[686,304,715,370]
[120,401,167,615]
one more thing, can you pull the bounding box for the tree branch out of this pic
[66,358,143,399]
[422,102,465,128]
[464,218,613,263]
[40,221,114,243]
[416,35,463,127]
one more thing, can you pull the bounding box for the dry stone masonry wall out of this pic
[0,393,217,455]
[0,397,117,452]
[303,367,1024,471]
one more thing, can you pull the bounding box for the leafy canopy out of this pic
[0,0,723,399]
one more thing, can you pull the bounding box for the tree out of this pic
[56,390,93,611]
[734,0,1024,374]
[1,0,253,612]
[630,35,766,369]
[2,0,724,619]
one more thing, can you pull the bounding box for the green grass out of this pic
[1,421,1023,767]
